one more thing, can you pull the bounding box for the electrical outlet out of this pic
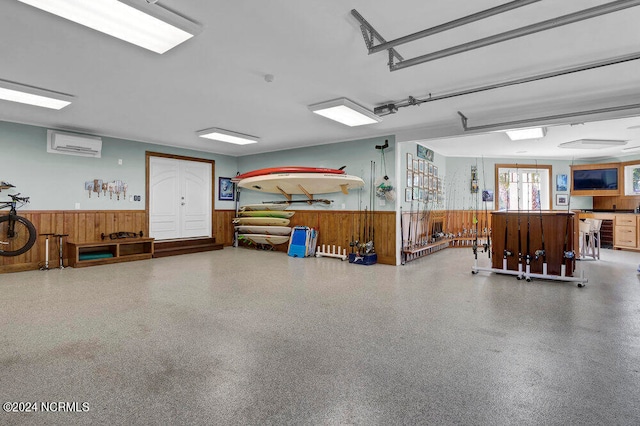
[75,202,80,209]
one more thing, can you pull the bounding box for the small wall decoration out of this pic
[406,170,413,187]
[406,153,413,170]
[219,177,234,201]
[85,179,128,200]
[556,194,569,206]
[405,188,412,202]
[556,174,568,191]
[417,144,434,161]
[470,166,479,193]
[482,190,494,202]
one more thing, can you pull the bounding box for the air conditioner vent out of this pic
[47,130,102,158]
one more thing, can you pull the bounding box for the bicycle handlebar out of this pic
[8,193,30,203]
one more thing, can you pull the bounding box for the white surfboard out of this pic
[238,234,290,245]
[238,210,295,218]
[234,225,292,236]
[237,173,364,195]
[233,217,291,226]
[239,203,291,211]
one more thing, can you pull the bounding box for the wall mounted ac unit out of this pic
[47,129,102,158]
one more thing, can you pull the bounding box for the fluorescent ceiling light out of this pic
[504,127,547,141]
[0,79,73,109]
[558,139,627,149]
[17,0,201,54]
[309,98,382,127]
[197,128,259,145]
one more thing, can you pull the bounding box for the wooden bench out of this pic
[67,237,154,268]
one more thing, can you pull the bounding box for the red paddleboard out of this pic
[232,166,345,182]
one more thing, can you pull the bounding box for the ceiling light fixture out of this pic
[0,79,73,109]
[197,128,259,145]
[558,139,628,149]
[504,127,547,141]
[309,98,382,127]
[17,0,201,54]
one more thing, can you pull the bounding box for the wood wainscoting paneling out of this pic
[1,210,148,273]
[2,209,397,272]
[227,209,397,265]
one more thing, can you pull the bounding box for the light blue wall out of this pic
[237,135,396,211]
[444,157,593,211]
[0,121,238,211]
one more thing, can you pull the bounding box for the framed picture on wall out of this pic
[407,153,413,170]
[413,159,419,172]
[556,174,568,191]
[218,177,234,201]
[407,170,413,187]
[556,194,569,206]
[428,163,434,176]
[418,160,425,174]
[405,188,412,202]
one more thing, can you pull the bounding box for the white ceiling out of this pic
[2,0,640,159]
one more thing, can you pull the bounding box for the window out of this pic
[495,164,552,211]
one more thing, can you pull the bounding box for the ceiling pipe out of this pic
[457,103,640,133]
[374,51,640,116]
[368,0,541,55]
[392,0,640,71]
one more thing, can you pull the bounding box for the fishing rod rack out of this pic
[471,211,588,287]
[401,209,492,264]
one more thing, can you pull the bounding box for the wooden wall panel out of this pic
[3,208,422,271]
[214,210,236,246]
[1,210,148,273]
[231,209,397,265]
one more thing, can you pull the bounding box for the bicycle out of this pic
[0,187,37,256]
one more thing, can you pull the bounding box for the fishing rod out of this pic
[525,196,532,281]
[473,159,479,261]
[265,199,333,205]
[481,156,490,258]
[516,165,524,279]
[534,160,547,275]
[502,170,513,271]
[370,160,375,251]
[562,159,576,277]
[400,206,405,263]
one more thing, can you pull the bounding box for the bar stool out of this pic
[586,219,602,260]
[54,234,69,269]
[578,220,591,260]
[39,233,56,270]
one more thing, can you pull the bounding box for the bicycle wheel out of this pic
[0,214,37,256]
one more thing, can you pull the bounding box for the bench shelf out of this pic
[67,237,154,268]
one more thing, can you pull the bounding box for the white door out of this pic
[149,157,211,240]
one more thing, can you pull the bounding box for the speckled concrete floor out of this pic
[1,247,639,425]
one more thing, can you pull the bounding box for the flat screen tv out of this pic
[572,168,618,191]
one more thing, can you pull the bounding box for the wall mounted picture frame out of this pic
[218,177,234,201]
[417,144,434,161]
[556,194,568,206]
[407,153,413,170]
[556,174,568,191]
[482,190,494,202]
[413,159,419,172]
[405,188,412,202]
[407,170,413,187]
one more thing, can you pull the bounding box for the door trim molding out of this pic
[145,151,216,239]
